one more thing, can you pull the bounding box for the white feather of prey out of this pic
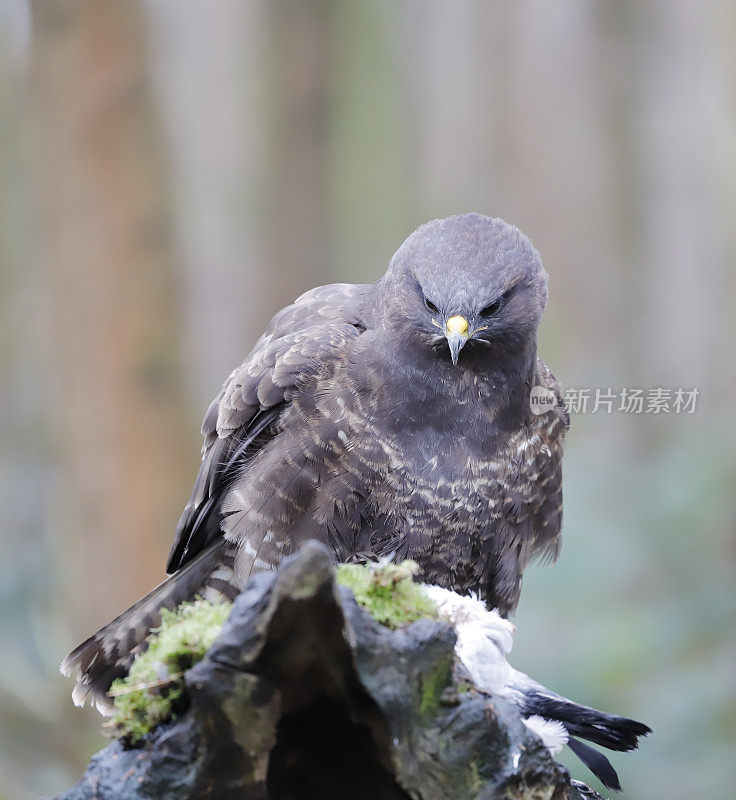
[422,585,568,756]
[521,715,568,755]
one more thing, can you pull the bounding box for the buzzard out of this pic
[63,213,569,708]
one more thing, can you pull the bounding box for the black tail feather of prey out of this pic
[521,690,652,751]
[520,689,651,792]
[567,737,622,792]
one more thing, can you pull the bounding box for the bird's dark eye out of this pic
[480,299,502,318]
[424,297,439,313]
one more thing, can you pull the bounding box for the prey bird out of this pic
[425,586,652,792]
[62,213,569,709]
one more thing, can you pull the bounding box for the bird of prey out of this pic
[63,213,569,708]
[425,586,651,792]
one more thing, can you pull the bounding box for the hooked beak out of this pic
[445,315,469,365]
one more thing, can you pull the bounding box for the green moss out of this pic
[110,598,232,743]
[418,655,453,716]
[335,560,438,628]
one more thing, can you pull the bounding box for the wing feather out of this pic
[166,282,370,574]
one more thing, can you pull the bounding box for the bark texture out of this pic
[55,542,603,800]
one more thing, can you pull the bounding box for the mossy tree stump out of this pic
[55,542,603,800]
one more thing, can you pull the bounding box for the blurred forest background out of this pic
[0,1,734,798]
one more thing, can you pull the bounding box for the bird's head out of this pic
[382,213,548,367]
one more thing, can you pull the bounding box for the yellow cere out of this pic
[446,315,469,335]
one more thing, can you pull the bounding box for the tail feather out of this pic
[567,736,621,792]
[61,540,230,713]
[521,690,652,752]
[520,689,651,792]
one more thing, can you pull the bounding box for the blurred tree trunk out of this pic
[144,0,269,413]
[145,0,332,412]
[29,0,190,635]
[328,0,411,283]
[264,0,332,306]
[634,0,736,412]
